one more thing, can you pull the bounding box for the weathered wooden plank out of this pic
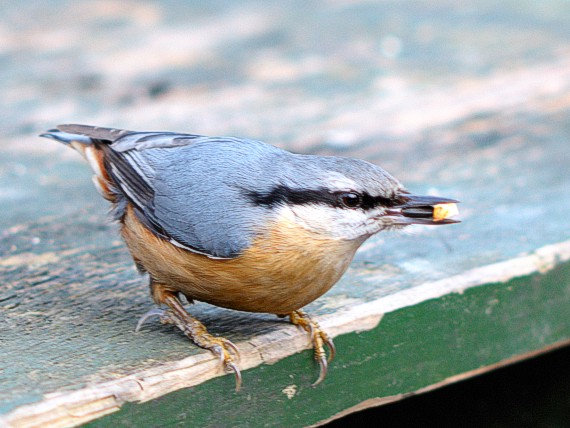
[2,1,570,426]
[2,102,569,426]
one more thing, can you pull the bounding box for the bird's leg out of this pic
[137,289,242,391]
[288,309,336,386]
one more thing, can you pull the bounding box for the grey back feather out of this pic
[68,125,288,258]
[123,137,287,258]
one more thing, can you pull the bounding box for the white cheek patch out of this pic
[277,204,372,240]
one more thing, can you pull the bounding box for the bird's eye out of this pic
[339,192,361,208]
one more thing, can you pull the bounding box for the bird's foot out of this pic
[137,295,242,391]
[289,309,336,386]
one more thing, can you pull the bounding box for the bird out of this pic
[40,124,459,391]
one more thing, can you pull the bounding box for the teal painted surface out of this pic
[89,262,570,427]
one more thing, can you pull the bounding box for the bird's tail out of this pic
[40,127,114,200]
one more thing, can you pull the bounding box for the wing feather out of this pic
[57,124,132,141]
[59,127,279,259]
[50,124,270,259]
[101,132,257,259]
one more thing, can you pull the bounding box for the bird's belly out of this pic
[176,245,356,314]
[172,258,351,314]
[121,207,361,314]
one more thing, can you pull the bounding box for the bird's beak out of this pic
[386,195,460,225]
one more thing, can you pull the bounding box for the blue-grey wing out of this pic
[103,132,280,259]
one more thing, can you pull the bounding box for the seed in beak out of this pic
[433,203,459,222]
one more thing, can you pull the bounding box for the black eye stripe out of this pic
[246,186,338,207]
[247,186,403,210]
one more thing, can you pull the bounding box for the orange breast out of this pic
[121,205,361,314]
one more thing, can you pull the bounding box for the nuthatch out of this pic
[41,124,459,390]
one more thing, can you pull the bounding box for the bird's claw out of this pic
[220,338,241,363]
[225,361,243,392]
[312,352,328,387]
[157,295,243,391]
[207,340,242,391]
[310,327,335,386]
[324,335,336,363]
[137,300,243,391]
[135,307,167,332]
[289,310,335,386]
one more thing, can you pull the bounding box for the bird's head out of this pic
[247,155,459,243]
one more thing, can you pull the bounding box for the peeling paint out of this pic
[282,385,297,400]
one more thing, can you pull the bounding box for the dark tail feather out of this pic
[40,127,116,200]
[40,124,131,147]
[39,129,93,146]
[57,124,131,142]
